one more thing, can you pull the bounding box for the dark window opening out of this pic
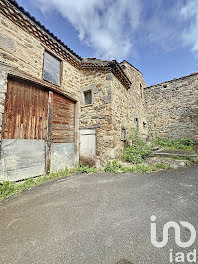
[43,51,61,85]
[121,127,127,141]
[163,84,167,88]
[84,90,92,105]
[143,122,147,128]
[135,118,139,130]
[140,84,143,98]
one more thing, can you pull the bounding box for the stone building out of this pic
[1,0,197,182]
[79,59,148,168]
[144,73,198,141]
[0,0,148,181]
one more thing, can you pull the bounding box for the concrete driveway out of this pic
[0,166,198,264]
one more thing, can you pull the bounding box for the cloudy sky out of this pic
[17,0,198,86]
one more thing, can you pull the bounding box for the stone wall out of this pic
[0,12,82,142]
[120,61,148,138]
[0,7,149,171]
[110,62,148,158]
[79,70,114,168]
[79,64,149,167]
[0,12,82,97]
[144,73,198,141]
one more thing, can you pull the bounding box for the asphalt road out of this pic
[0,166,198,264]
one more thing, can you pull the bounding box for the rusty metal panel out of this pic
[1,139,46,182]
[2,78,49,140]
[52,92,75,143]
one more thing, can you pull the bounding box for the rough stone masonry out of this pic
[0,0,198,182]
[144,73,198,141]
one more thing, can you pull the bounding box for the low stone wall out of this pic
[144,73,198,141]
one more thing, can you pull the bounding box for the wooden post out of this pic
[46,91,53,174]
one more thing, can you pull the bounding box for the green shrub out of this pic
[192,158,198,164]
[123,144,151,164]
[77,165,98,173]
[123,128,151,164]
[155,137,194,151]
[104,160,122,173]
[155,163,166,169]
[121,166,136,173]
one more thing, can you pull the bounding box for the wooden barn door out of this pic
[1,77,76,181]
[50,92,76,172]
[2,79,49,139]
[1,78,49,181]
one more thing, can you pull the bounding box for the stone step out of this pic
[150,149,198,160]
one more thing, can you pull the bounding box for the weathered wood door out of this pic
[80,129,96,166]
[2,78,49,139]
[50,92,76,172]
[1,78,49,181]
[1,77,76,181]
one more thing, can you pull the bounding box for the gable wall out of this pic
[0,12,82,94]
[0,12,82,141]
[144,74,198,141]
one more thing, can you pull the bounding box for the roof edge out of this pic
[120,60,143,75]
[145,72,198,89]
[2,0,132,89]
[7,0,82,61]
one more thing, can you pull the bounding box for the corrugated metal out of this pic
[2,78,49,140]
[52,92,75,143]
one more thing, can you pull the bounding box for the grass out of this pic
[104,160,171,174]
[193,158,198,164]
[0,161,172,201]
[0,166,99,201]
[154,137,195,152]
[1,156,198,202]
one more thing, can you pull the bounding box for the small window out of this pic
[140,84,143,98]
[121,127,127,141]
[163,84,167,88]
[43,51,61,85]
[143,122,147,128]
[135,118,139,130]
[84,90,92,105]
